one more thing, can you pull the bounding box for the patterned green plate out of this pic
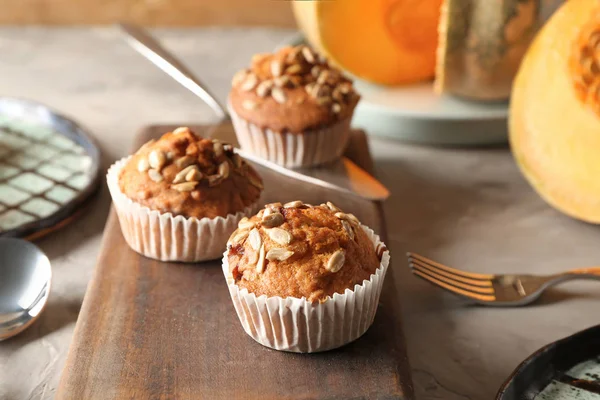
[0,98,100,239]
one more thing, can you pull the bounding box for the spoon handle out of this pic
[118,23,228,121]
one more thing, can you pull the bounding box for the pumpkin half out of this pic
[292,0,442,86]
[435,0,544,100]
[510,0,600,223]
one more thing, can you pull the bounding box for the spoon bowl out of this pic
[0,238,51,341]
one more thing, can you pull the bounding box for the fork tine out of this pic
[409,259,494,294]
[408,253,494,280]
[411,270,497,302]
[409,257,493,288]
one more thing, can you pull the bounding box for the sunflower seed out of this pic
[266,248,294,261]
[256,244,266,273]
[241,73,258,91]
[263,208,272,217]
[252,53,269,64]
[248,228,262,250]
[232,69,247,86]
[219,161,230,179]
[346,213,360,223]
[285,64,302,75]
[212,141,224,157]
[339,83,352,94]
[334,212,347,220]
[172,181,197,191]
[305,82,316,95]
[148,169,163,182]
[173,165,197,184]
[148,150,166,171]
[301,46,315,64]
[331,103,342,114]
[271,59,283,77]
[231,154,243,169]
[274,76,291,88]
[137,158,150,172]
[317,71,331,85]
[228,228,249,246]
[185,168,203,182]
[267,228,292,245]
[242,100,258,110]
[256,80,274,97]
[332,88,344,101]
[262,212,284,228]
[208,174,223,187]
[175,155,196,169]
[284,200,304,208]
[341,220,354,240]
[287,46,302,63]
[271,87,286,104]
[311,65,321,78]
[326,202,340,212]
[326,249,345,273]
[266,202,282,209]
[173,126,190,135]
[238,217,255,230]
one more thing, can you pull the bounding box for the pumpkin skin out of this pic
[292,0,442,86]
[510,0,600,223]
[435,0,556,100]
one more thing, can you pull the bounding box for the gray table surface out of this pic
[0,27,599,400]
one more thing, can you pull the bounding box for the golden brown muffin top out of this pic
[226,201,383,303]
[118,127,263,219]
[229,45,360,133]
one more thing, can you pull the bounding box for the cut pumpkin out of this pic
[292,0,442,86]
[435,0,544,100]
[510,0,600,223]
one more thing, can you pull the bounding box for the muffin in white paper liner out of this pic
[107,157,260,262]
[222,225,389,353]
[228,103,352,169]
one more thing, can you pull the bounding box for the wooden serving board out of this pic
[57,124,414,400]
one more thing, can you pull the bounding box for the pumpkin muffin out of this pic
[222,201,389,353]
[228,45,360,168]
[107,127,263,262]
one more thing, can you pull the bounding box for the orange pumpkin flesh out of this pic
[293,0,442,86]
[510,0,600,223]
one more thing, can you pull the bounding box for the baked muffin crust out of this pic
[229,45,360,133]
[119,127,263,219]
[226,201,382,303]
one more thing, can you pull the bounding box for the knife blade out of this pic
[118,22,390,201]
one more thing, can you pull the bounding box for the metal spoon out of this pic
[118,23,390,202]
[0,238,51,341]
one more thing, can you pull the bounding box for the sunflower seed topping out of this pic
[241,73,258,91]
[175,155,196,169]
[267,228,292,245]
[232,70,247,86]
[346,213,360,224]
[341,220,355,240]
[285,64,302,75]
[301,46,316,64]
[148,169,163,182]
[148,150,166,171]
[173,165,197,184]
[256,80,274,97]
[237,217,255,230]
[256,244,266,273]
[207,174,223,187]
[218,161,230,179]
[242,100,258,110]
[172,181,197,192]
[137,158,150,172]
[248,228,262,250]
[311,65,321,78]
[228,228,249,246]
[266,248,294,261]
[271,59,283,77]
[326,249,345,273]
[173,126,190,135]
[332,103,342,114]
[213,141,224,157]
[262,212,284,228]
[326,201,340,212]
[271,87,286,104]
[284,200,304,208]
[185,168,203,182]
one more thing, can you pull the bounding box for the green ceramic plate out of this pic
[0,97,100,239]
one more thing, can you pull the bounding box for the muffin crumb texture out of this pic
[227,201,382,303]
[229,45,360,133]
[118,127,263,219]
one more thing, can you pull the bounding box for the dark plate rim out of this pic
[0,96,102,239]
[496,323,600,399]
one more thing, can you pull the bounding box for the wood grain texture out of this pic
[0,0,296,27]
[56,123,414,400]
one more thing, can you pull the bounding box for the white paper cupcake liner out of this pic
[228,103,352,168]
[222,225,390,353]
[107,157,260,262]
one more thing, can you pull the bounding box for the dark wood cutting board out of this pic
[56,123,414,400]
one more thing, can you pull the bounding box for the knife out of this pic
[118,23,390,201]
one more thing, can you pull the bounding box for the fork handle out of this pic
[566,267,600,276]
